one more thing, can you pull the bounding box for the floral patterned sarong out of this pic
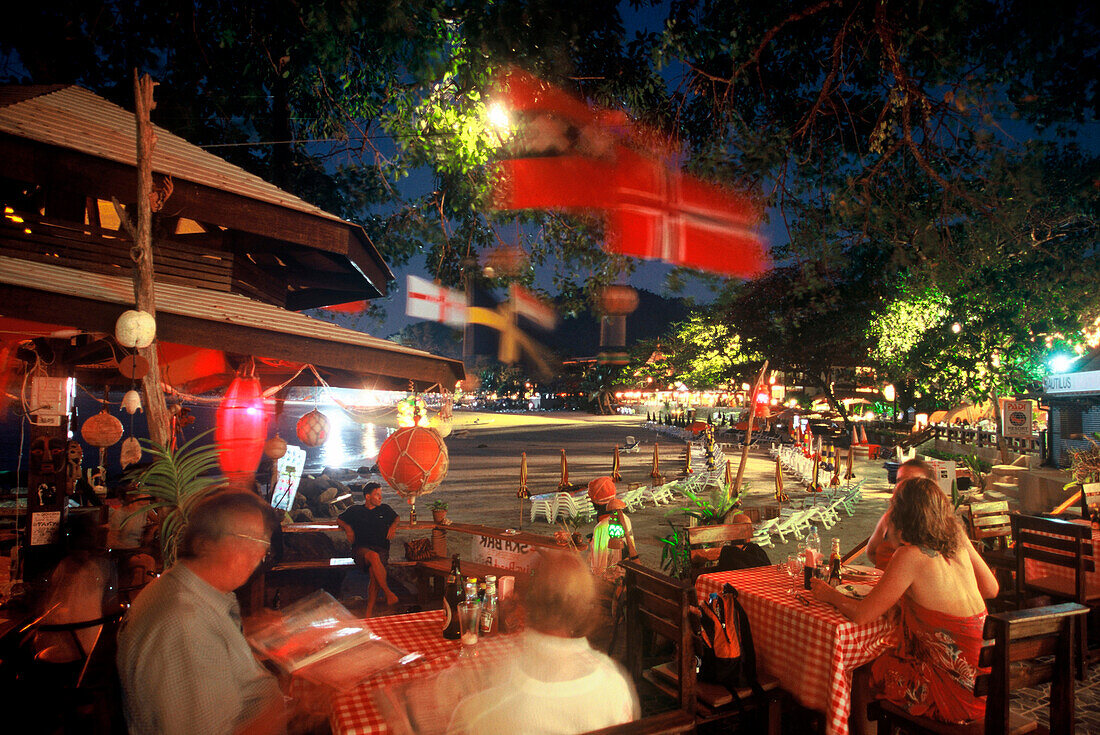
[871,596,986,723]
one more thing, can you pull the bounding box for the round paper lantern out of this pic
[81,409,124,448]
[121,389,143,415]
[296,409,330,447]
[376,426,449,501]
[599,285,639,316]
[115,309,157,349]
[215,376,268,479]
[264,434,288,460]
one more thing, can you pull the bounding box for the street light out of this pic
[883,383,896,423]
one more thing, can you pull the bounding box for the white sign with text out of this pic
[471,534,536,573]
[1001,399,1034,438]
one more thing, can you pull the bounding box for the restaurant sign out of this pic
[1001,399,1034,438]
[1043,370,1100,395]
[471,534,536,573]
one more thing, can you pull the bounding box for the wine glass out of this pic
[785,553,804,594]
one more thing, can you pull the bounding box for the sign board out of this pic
[924,459,957,496]
[471,534,536,573]
[29,511,62,545]
[270,445,307,512]
[1044,370,1100,395]
[1001,399,1034,438]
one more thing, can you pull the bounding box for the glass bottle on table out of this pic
[480,575,498,636]
[828,538,842,587]
[805,525,821,571]
[442,555,463,640]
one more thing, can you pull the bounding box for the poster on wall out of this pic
[29,511,62,545]
[270,445,307,512]
[1002,400,1034,438]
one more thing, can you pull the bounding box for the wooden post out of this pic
[727,360,769,515]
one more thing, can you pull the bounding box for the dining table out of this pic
[696,565,894,735]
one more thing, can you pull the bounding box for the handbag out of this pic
[403,537,434,561]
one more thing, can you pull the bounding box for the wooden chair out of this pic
[867,602,1088,735]
[583,710,695,734]
[1011,514,1097,607]
[620,560,780,733]
[965,500,1015,602]
[686,523,753,580]
[1081,482,1100,518]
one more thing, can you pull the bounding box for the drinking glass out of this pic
[785,553,804,594]
[457,601,481,658]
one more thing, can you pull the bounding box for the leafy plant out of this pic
[658,521,691,579]
[675,482,746,526]
[430,499,449,511]
[1065,433,1100,490]
[123,430,225,567]
[959,454,992,493]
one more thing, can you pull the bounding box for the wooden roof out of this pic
[0,85,391,307]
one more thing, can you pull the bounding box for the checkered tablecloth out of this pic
[697,567,894,735]
[328,610,517,735]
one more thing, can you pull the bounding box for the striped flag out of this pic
[405,275,467,328]
[510,284,558,330]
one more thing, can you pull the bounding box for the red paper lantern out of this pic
[296,409,330,447]
[216,376,268,480]
[376,426,449,501]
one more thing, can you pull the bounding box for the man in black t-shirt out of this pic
[337,482,400,606]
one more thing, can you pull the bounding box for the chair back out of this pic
[621,560,695,716]
[1081,482,1100,518]
[1012,514,1095,604]
[965,500,1012,550]
[980,603,1088,735]
[687,523,753,579]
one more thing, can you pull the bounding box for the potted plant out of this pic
[430,499,449,524]
[122,429,225,567]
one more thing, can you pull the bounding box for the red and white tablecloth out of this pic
[697,567,894,735]
[326,610,515,735]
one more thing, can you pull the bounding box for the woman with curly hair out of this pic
[811,477,999,733]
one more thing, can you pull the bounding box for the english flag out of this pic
[405,275,468,328]
[510,284,558,331]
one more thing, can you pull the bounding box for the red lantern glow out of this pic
[216,376,268,481]
[376,426,449,502]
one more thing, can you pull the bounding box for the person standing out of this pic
[336,482,400,606]
[117,491,285,735]
[586,476,638,577]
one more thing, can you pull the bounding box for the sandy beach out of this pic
[382,410,895,573]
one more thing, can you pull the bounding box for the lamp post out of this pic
[883,383,896,425]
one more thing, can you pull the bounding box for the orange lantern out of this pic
[216,376,268,479]
[600,285,639,316]
[81,409,124,448]
[263,434,288,460]
[376,425,449,503]
[296,409,330,447]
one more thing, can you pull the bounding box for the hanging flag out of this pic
[510,284,558,330]
[405,275,467,327]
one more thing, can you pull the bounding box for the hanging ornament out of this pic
[215,376,268,480]
[296,409,330,447]
[121,389,143,415]
[264,434,288,460]
[115,309,157,349]
[81,409,124,448]
[376,425,449,502]
[120,436,142,468]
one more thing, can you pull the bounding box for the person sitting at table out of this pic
[811,477,999,733]
[866,458,935,569]
[446,551,639,734]
[586,476,638,577]
[336,481,400,606]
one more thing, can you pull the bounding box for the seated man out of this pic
[866,458,935,569]
[446,551,639,734]
[336,482,400,606]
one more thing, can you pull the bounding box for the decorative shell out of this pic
[121,389,143,414]
[80,409,124,448]
[115,309,156,349]
[120,436,142,468]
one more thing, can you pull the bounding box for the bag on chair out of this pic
[691,583,764,702]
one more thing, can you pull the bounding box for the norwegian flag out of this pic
[510,284,558,331]
[405,275,468,327]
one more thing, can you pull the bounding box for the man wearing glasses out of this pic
[118,490,286,735]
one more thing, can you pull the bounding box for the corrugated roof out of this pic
[0,85,343,223]
[0,254,453,369]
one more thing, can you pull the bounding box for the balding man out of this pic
[866,458,936,569]
[117,491,285,735]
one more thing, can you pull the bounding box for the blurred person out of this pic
[117,490,286,735]
[811,478,998,733]
[336,481,400,606]
[446,551,639,734]
[586,476,638,578]
[107,482,156,552]
[866,458,935,569]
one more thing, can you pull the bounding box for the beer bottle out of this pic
[441,555,463,640]
[828,538,842,587]
[480,575,498,636]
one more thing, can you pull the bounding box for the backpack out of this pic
[690,583,764,702]
[714,541,771,572]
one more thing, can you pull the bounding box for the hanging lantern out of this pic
[121,389,143,415]
[114,309,157,349]
[376,425,449,502]
[599,285,639,316]
[264,434,288,460]
[296,409,330,447]
[81,409,124,448]
[216,376,268,480]
[120,436,142,468]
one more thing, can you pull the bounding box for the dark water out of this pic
[0,391,393,485]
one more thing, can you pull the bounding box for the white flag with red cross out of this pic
[510,284,558,330]
[405,275,468,327]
